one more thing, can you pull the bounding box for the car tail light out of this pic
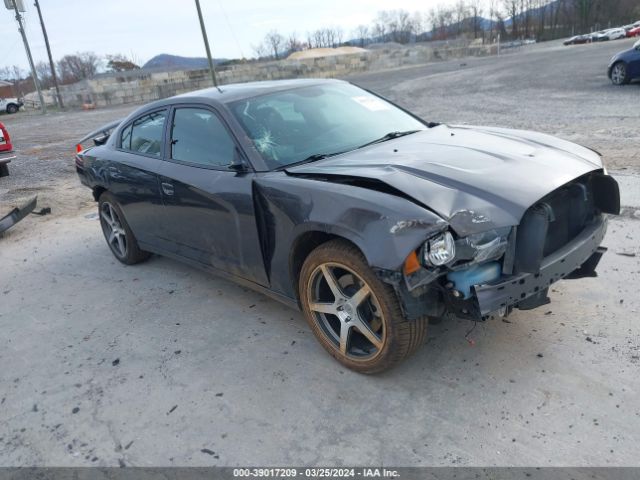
[0,122,12,152]
[76,144,83,153]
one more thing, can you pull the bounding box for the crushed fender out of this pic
[0,196,37,234]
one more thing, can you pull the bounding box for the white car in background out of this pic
[606,28,628,40]
[592,28,626,42]
[0,97,23,114]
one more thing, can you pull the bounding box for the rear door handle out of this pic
[161,182,174,196]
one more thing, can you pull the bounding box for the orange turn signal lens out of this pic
[403,251,421,276]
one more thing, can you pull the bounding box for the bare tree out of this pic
[469,0,484,38]
[411,11,425,38]
[502,0,519,38]
[286,32,303,53]
[454,1,469,36]
[334,27,344,47]
[265,30,285,59]
[373,9,422,44]
[35,61,54,88]
[353,24,370,47]
[0,65,24,82]
[252,42,268,59]
[57,52,101,83]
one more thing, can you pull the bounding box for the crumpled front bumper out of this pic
[472,215,608,317]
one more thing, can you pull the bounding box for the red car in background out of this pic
[0,122,12,152]
[0,121,14,178]
[628,26,640,37]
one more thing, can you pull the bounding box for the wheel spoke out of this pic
[320,265,343,301]
[108,230,116,244]
[106,204,115,222]
[348,285,371,308]
[100,210,112,226]
[339,323,351,354]
[310,302,337,315]
[352,315,383,349]
[116,234,126,255]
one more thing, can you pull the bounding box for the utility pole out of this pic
[10,0,46,113]
[34,0,63,109]
[194,0,218,88]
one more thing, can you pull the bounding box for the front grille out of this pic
[542,182,593,256]
[514,173,599,275]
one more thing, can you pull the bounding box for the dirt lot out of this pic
[1,39,639,467]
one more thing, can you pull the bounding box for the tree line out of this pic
[0,53,140,96]
[253,0,640,60]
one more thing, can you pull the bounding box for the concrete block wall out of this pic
[58,43,496,108]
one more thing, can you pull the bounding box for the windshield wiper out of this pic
[279,130,422,170]
[280,151,347,169]
[356,130,421,150]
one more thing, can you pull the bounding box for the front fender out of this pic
[253,175,447,299]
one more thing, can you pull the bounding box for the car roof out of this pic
[175,78,347,104]
[121,78,349,123]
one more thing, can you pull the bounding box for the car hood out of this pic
[285,124,603,236]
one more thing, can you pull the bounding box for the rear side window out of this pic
[120,110,166,156]
[170,107,235,167]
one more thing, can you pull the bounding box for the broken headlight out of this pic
[424,231,456,266]
[457,227,511,264]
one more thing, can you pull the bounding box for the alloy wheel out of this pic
[100,202,128,258]
[307,262,385,360]
[611,63,626,85]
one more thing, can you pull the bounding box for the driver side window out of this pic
[170,107,235,168]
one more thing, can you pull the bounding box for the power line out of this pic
[215,0,245,59]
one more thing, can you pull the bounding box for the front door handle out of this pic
[161,182,174,196]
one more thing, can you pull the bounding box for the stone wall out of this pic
[58,42,497,108]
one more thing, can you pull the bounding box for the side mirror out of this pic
[228,147,249,173]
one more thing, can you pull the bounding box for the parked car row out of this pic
[564,20,640,45]
[608,38,640,85]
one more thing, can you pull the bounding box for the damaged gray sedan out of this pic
[75,79,620,373]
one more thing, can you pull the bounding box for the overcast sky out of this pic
[0,0,479,72]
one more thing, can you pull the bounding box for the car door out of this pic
[107,108,168,247]
[157,105,268,286]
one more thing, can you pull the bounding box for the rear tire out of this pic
[6,104,18,114]
[98,192,150,265]
[610,62,629,85]
[299,239,427,374]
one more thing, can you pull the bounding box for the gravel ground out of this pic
[0,105,134,216]
[350,38,640,171]
[0,38,639,467]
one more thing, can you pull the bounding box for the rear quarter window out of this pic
[120,110,166,156]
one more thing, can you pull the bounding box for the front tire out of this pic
[6,104,18,114]
[299,240,427,374]
[610,62,629,85]
[98,192,150,265]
